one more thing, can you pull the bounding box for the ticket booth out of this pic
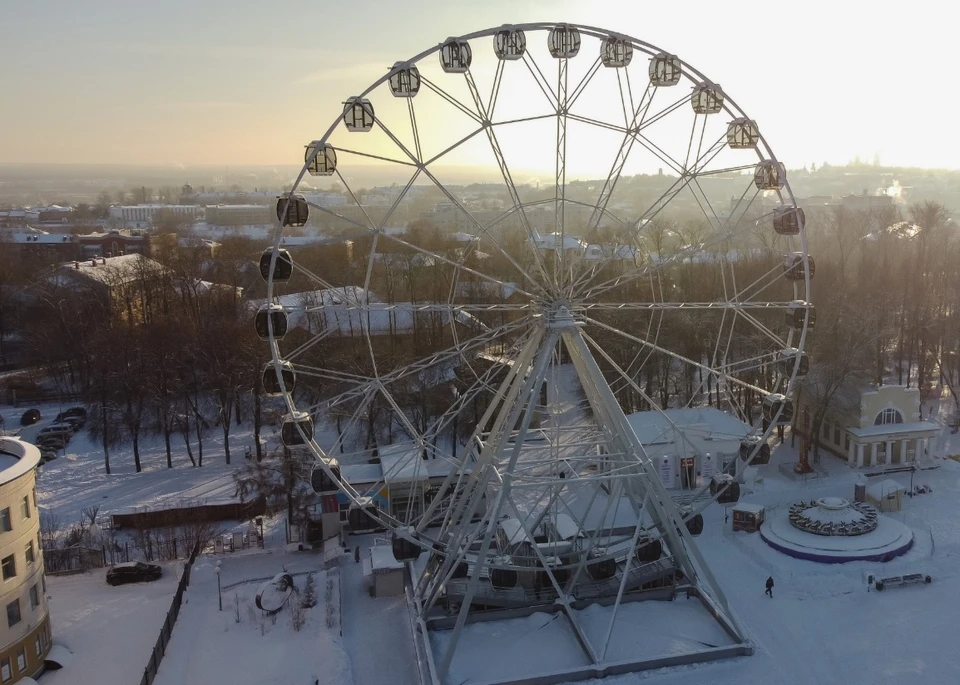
[731,503,765,533]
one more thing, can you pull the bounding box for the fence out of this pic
[138,541,201,685]
[43,545,110,574]
[113,499,265,530]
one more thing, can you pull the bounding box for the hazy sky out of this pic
[3,0,959,170]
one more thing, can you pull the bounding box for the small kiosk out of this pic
[732,503,766,533]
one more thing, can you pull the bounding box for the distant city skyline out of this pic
[3,0,959,170]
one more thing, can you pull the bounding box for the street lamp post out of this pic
[216,561,222,611]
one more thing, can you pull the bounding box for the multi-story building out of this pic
[0,438,50,683]
[0,232,79,266]
[108,205,204,230]
[205,204,272,227]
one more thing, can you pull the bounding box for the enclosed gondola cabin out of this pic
[342,97,375,132]
[783,252,815,281]
[691,82,724,114]
[774,206,804,235]
[262,360,295,396]
[548,25,581,58]
[787,301,816,330]
[601,37,633,68]
[490,565,518,589]
[754,160,786,191]
[686,513,704,536]
[254,304,288,342]
[635,537,663,564]
[586,554,617,581]
[281,412,314,446]
[494,28,526,60]
[304,142,337,176]
[739,436,771,465]
[649,52,681,86]
[731,503,765,533]
[439,39,472,73]
[763,393,794,425]
[710,474,740,504]
[451,561,469,579]
[391,526,422,562]
[388,62,421,98]
[348,497,380,531]
[726,118,760,149]
[310,459,341,494]
[276,193,309,227]
[259,247,293,283]
[780,347,809,377]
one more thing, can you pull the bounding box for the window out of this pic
[1,657,9,682]
[834,426,841,445]
[874,408,904,426]
[29,584,38,609]
[6,599,20,627]
[15,649,23,673]
[822,421,830,439]
[0,508,10,533]
[1,555,15,580]
[24,541,34,565]
[34,636,41,657]
[41,573,46,594]
[20,496,29,520]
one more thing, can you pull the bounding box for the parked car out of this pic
[39,449,57,464]
[54,407,87,427]
[35,437,66,451]
[106,562,163,586]
[38,424,76,439]
[19,409,41,426]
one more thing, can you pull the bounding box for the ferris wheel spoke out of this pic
[487,59,505,118]
[554,56,571,293]
[418,74,484,124]
[415,164,550,297]
[318,316,532,412]
[421,126,486,166]
[462,68,554,290]
[521,50,559,111]
[566,56,602,111]
[329,146,417,167]
[583,315,769,396]
[407,99,424,163]
[292,364,371,385]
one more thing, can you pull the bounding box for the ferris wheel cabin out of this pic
[493,27,526,60]
[281,412,314,446]
[276,193,309,227]
[783,252,816,280]
[261,360,295,396]
[787,300,816,330]
[601,36,633,68]
[691,82,724,114]
[304,141,337,176]
[440,38,472,73]
[763,393,794,425]
[254,304,288,342]
[342,97,375,132]
[649,52,682,86]
[547,24,581,58]
[389,62,421,98]
[258,247,293,283]
[726,118,760,149]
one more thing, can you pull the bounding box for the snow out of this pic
[0,401,272,523]
[760,512,913,561]
[153,553,352,685]
[43,563,182,685]
[370,544,403,572]
[849,422,938,438]
[733,503,765,515]
[866,479,906,500]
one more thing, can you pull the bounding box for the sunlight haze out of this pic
[2,0,958,170]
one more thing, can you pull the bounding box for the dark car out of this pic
[54,407,87,426]
[106,562,162,586]
[19,409,41,426]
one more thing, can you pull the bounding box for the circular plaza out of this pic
[760,497,913,563]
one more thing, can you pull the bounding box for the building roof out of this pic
[0,437,41,487]
[626,407,752,445]
[53,254,165,287]
[847,422,939,439]
[1,232,76,244]
[370,544,403,572]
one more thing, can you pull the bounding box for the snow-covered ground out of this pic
[0,401,274,523]
[153,551,352,685]
[9,387,960,685]
[44,561,182,685]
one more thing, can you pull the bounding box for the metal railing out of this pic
[137,542,201,685]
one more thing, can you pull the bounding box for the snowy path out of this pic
[340,535,420,685]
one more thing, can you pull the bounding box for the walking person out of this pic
[765,576,774,598]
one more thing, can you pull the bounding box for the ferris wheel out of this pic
[259,22,811,681]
